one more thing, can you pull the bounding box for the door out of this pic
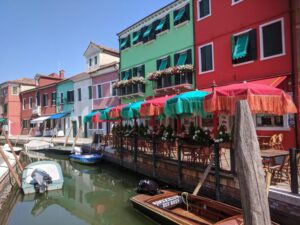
[72,121,77,138]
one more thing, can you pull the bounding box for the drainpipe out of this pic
[192,0,196,89]
[289,0,299,148]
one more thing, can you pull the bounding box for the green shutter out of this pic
[159,58,168,70]
[122,71,130,80]
[176,52,187,66]
[120,38,128,48]
[143,25,152,38]
[174,7,185,23]
[132,31,141,43]
[155,19,166,31]
[232,33,249,60]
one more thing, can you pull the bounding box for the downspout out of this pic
[289,0,299,148]
[192,0,196,90]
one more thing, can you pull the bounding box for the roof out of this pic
[83,42,119,57]
[117,0,186,37]
[89,61,119,75]
[69,72,90,82]
[1,77,36,86]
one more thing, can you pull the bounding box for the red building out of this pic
[0,78,35,135]
[20,71,64,135]
[193,0,297,148]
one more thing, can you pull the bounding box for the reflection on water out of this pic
[4,154,156,225]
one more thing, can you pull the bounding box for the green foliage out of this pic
[216,125,231,143]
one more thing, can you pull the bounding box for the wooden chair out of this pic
[276,133,284,150]
[181,146,192,162]
[269,155,290,184]
[268,134,278,149]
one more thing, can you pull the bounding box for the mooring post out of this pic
[177,138,182,187]
[214,141,221,201]
[133,136,138,171]
[234,100,271,225]
[152,135,157,178]
[289,148,299,194]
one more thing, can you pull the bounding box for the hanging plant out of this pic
[147,64,194,81]
[112,77,146,89]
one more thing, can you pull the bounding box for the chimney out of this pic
[59,70,65,78]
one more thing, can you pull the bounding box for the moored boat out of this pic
[2,144,23,153]
[22,161,64,194]
[69,153,103,165]
[131,190,246,225]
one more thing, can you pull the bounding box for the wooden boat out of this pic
[69,153,103,165]
[2,144,23,153]
[22,161,64,194]
[131,190,244,225]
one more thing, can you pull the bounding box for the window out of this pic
[3,89,7,97]
[197,0,211,20]
[88,86,92,99]
[78,88,82,101]
[67,90,74,103]
[29,97,33,109]
[97,85,102,98]
[174,49,192,66]
[174,4,190,26]
[120,35,130,50]
[232,29,257,64]
[3,104,7,114]
[256,114,287,129]
[121,70,131,80]
[42,94,48,107]
[111,82,117,96]
[260,18,285,60]
[157,57,170,71]
[89,58,92,67]
[94,56,98,65]
[232,0,243,5]
[51,92,56,105]
[142,23,156,43]
[12,86,18,95]
[22,98,26,110]
[132,30,142,45]
[155,15,170,35]
[133,65,145,77]
[199,43,214,73]
[36,92,40,106]
[60,93,64,104]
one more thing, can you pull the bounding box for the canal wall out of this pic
[104,148,300,225]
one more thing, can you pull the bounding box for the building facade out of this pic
[0,78,35,135]
[193,0,296,148]
[117,0,194,104]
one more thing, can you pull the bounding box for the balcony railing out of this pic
[117,83,145,98]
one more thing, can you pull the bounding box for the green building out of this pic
[116,0,194,104]
[55,79,75,136]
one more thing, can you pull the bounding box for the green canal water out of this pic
[1,154,156,225]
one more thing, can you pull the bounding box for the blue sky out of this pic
[0,0,172,83]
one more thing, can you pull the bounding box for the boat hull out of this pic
[22,161,64,195]
[69,153,103,165]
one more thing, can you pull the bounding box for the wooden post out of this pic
[133,135,138,171]
[64,122,73,147]
[26,128,33,143]
[0,147,21,188]
[2,129,23,171]
[193,160,213,195]
[234,100,271,225]
[177,138,182,187]
[289,148,299,194]
[230,146,236,173]
[214,142,221,201]
[152,135,157,177]
[72,125,82,148]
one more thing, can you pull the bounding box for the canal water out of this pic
[1,153,156,225]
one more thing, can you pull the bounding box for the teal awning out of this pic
[120,38,128,48]
[0,118,7,123]
[232,34,249,60]
[100,107,111,120]
[159,58,168,70]
[83,111,99,123]
[155,19,166,31]
[121,101,144,120]
[132,31,141,43]
[122,71,130,80]
[174,7,185,23]
[164,90,210,118]
[143,25,152,38]
[176,52,187,66]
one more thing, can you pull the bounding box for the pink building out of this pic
[0,78,35,135]
[90,62,119,133]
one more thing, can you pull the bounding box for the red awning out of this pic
[139,95,175,117]
[108,104,127,119]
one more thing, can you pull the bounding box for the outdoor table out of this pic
[258,136,271,149]
[260,149,289,169]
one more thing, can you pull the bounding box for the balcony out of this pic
[32,106,41,116]
[153,72,193,96]
[117,83,145,98]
